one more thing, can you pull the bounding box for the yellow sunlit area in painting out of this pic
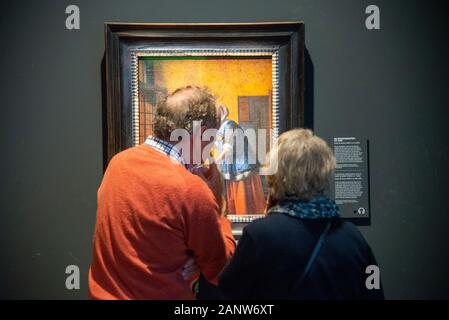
[137,57,272,143]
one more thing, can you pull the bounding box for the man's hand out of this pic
[265,194,275,214]
[192,163,226,216]
[181,257,199,281]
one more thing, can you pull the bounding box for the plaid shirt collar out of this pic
[144,136,189,170]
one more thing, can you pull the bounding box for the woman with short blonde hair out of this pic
[219,129,384,300]
[268,128,335,203]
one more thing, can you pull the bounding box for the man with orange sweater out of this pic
[88,86,235,299]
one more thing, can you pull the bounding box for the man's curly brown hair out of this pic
[154,86,219,141]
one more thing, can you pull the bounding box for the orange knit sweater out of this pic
[88,144,235,299]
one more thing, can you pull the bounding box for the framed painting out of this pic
[103,22,305,237]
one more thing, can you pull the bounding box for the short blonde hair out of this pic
[267,129,335,202]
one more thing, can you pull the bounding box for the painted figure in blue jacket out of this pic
[215,106,266,215]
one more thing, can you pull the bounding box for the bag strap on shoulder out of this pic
[291,220,332,294]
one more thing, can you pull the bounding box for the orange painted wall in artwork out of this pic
[156,58,272,122]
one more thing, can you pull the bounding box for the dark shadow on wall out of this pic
[101,55,108,173]
[304,48,371,227]
[304,48,314,130]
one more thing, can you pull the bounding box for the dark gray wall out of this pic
[0,0,448,299]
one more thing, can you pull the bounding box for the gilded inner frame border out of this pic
[129,48,280,225]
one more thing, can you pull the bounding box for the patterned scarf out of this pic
[267,195,340,219]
